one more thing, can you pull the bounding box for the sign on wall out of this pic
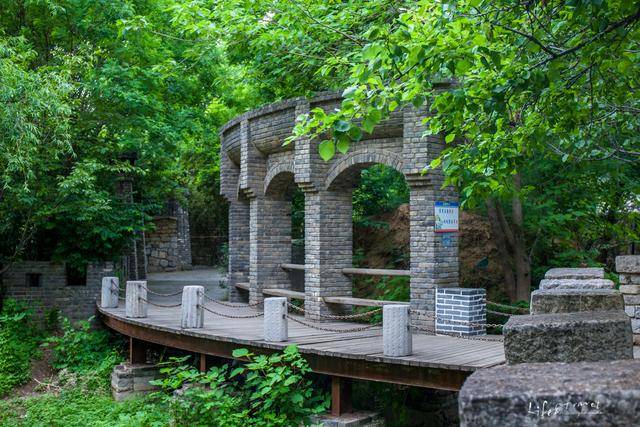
[435,201,459,233]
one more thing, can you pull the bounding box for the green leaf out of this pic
[445,133,456,143]
[318,140,335,161]
[230,367,244,378]
[232,348,250,358]
[336,137,350,154]
[334,120,350,132]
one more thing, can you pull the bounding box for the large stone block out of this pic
[616,255,640,274]
[620,284,640,294]
[620,273,640,285]
[459,360,640,427]
[538,278,614,290]
[530,289,623,315]
[544,267,604,280]
[503,311,633,364]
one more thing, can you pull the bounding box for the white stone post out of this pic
[181,286,204,329]
[126,281,148,318]
[383,304,412,357]
[264,297,288,342]
[101,277,119,308]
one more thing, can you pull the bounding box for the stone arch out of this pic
[264,163,296,199]
[324,149,404,191]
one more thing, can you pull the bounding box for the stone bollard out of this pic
[126,281,148,318]
[181,286,204,329]
[264,297,288,342]
[436,288,486,336]
[101,277,119,308]
[383,304,412,357]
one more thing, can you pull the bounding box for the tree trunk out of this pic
[486,174,531,303]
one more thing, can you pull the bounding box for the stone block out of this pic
[530,289,623,315]
[125,281,148,318]
[620,284,640,294]
[459,360,640,427]
[264,297,288,342]
[310,411,383,427]
[624,305,638,317]
[616,255,640,274]
[538,278,614,290]
[111,363,160,401]
[624,294,640,305]
[383,304,412,357]
[181,285,204,329]
[620,274,640,285]
[503,311,633,364]
[100,277,119,309]
[544,267,604,280]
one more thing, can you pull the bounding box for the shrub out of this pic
[152,345,328,426]
[0,299,39,396]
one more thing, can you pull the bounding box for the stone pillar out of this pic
[125,281,148,318]
[617,255,640,343]
[249,196,292,306]
[228,199,250,302]
[181,286,204,329]
[304,189,353,321]
[408,184,459,329]
[264,297,288,342]
[436,288,485,336]
[101,277,119,308]
[383,304,412,357]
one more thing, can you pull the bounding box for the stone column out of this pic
[249,196,292,306]
[228,199,250,302]
[101,277,119,308]
[125,281,147,318]
[304,189,353,321]
[181,286,204,329]
[408,183,459,328]
[436,288,485,336]
[264,297,288,342]
[383,304,412,356]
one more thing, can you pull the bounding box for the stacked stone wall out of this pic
[617,255,640,343]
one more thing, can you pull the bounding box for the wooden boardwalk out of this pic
[99,303,505,391]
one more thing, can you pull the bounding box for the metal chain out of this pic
[139,297,182,308]
[202,305,264,319]
[410,309,503,328]
[286,314,382,333]
[486,300,529,313]
[287,302,382,320]
[487,309,513,317]
[410,324,504,342]
[203,293,260,308]
[141,287,183,297]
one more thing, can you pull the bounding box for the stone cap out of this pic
[616,256,640,274]
[530,289,623,315]
[506,310,629,328]
[545,267,604,280]
[539,278,614,290]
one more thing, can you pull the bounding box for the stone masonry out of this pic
[436,288,485,335]
[219,91,459,323]
[145,199,192,273]
[617,255,640,343]
[3,260,115,321]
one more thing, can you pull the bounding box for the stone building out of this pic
[2,261,115,321]
[145,199,193,273]
[219,91,460,323]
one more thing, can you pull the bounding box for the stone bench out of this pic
[459,360,640,427]
[530,289,623,315]
[544,267,604,280]
[503,311,633,364]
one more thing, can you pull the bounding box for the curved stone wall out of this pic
[219,91,460,325]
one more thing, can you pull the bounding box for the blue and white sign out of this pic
[435,201,459,233]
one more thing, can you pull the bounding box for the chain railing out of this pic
[286,302,382,321]
[285,314,382,333]
[202,305,264,319]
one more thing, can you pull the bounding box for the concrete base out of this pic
[311,411,383,427]
[530,289,623,315]
[459,360,640,427]
[111,363,160,401]
[503,311,633,364]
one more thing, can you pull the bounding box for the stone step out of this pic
[544,267,604,280]
[538,278,614,290]
[530,289,623,315]
[503,311,633,364]
[459,360,640,427]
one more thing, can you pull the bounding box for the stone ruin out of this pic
[459,262,639,426]
[218,91,461,326]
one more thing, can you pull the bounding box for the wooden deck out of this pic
[99,303,505,391]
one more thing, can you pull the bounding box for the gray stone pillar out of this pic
[249,196,292,306]
[264,297,288,342]
[101,277,119,308]
[383,304,412,357]
[408,184,459,329]
[304,190,353,321]
[181,286,204,329]
[228,199,250,302]
[616,256,640,342]
[125,281,147,318]
[436,288,486,336]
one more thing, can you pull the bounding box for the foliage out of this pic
[152,345,328,426]
[352,165,409,226]
[0,299,40,396]
[44,316,123,387]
